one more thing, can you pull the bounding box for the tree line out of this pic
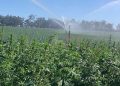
[0,14,120,31]
[0,15,64,29]
[80,20,114,31]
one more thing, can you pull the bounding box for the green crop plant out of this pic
[0,33,120,86]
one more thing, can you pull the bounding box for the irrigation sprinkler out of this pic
[68,25,71,43]
[62,17,68,43]
[62,17,71,43]
[32,0,71,43]
[2,24,4,33]
[0,23,4,41]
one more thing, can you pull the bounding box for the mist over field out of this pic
[1,0,120,86]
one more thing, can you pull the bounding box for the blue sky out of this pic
[0,0,120,24]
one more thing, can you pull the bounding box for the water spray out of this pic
[86,0,120,17]
[32,0,71,42]
[32,0,64,28]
